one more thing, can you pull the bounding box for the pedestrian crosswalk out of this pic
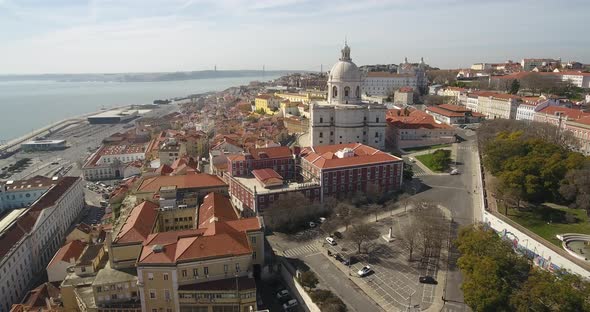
[283,243,320,258]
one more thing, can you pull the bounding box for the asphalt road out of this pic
[406,129,479,309]
[303,252,384,312]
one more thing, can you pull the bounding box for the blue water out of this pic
[0,76,278,141]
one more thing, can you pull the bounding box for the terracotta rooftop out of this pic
[13,282,61,310]
[437,104,472,113]
[2,175,55,191]
[301,143,402,170]
[387,109,453,130]
[47,239,87,268]
[0,177,80,259]
[136,174,226,193]
[227,146,293,162]
[113,201,158,244]
[252,169,283,188]
[138,226,252,264]
[426,106,466,117]
[537,106,590,121]
[198,193,239,229]
[398,86,414,93]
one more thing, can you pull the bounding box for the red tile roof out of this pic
[198,193,239,229]
[3,175,55,191]
[537,106,590,121]
[426,106,465,117]
[398,86,414,93]
[113,201,158,244]
[252,169,283,188]
[47,239,87,268]
[137,174,226,193]
[437,104,471,113]
[227,146,293,162]
[301,143,402,170]
[138,227,252,264]
[387,109,453,130]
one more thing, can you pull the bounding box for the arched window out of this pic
[356,86,360,98]
[332,86,338,98]
[344,86,350,97]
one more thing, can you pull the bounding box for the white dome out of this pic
[329,61,361,82]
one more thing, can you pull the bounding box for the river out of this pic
[0,75,277,141]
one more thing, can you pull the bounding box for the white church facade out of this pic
[310,43,387,149]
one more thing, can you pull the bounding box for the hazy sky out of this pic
[0,0,589,74]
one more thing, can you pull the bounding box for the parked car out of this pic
[357,265,372,277]
[450,168,460,175]
[276,289,290,300]
[282,299,298,311]
[332,231,343,239]
[342,256,357,266]
[325,237,337,246]
[419,276,438,284]
[318,217,327,223]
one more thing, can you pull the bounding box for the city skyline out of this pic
[0,0,589,74]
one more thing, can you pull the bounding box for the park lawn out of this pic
[501,203,590,247]
[415,153,446,172]
[403,144,451,153]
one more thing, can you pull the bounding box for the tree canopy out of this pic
[456,224,590,312]
[481,126,589,208]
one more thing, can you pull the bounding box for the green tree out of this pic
[510,268,590,312]
[456,224,531,312]
[430,149,451,171]
[403,163,414,180]
[509,79,520,94]
[347,223,380,254]
[299,271,319,291]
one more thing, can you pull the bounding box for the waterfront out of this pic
[0,75,277,141]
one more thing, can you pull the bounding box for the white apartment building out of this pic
[0,177,84,312]
[82,143,147,181]
[361,72,418,97]
[0,176,55,212]
[559,72,590,88]
[310,43,387,149]
[477,93,521,120]
[515,99,558,122]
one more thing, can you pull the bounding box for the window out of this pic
[251,236,256,244]
[319,132,323,138]
[193,268,198,277]
[320,117,323,123]
[204,267,209,275]
[182,269,187,277]
[149,290,156,299]
[235,263,240,272]
[163,273,168,281]
[332,85,338,97]
[165,289,171,300]
[344,86,350,97]
[253,252,257,260]
[376,117,380,123]
[224,264,229,273]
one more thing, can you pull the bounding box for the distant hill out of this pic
[0,70,303,82]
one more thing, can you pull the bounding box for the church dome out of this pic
[328,43,361,83]
[329,61,361,82]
